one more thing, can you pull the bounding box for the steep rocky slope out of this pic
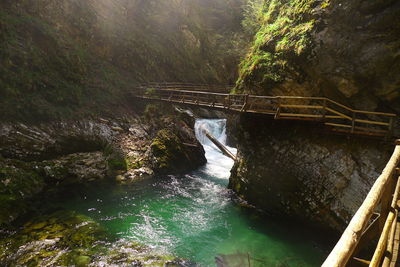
[0,103,206,226]
[0,1,246,265]
[0,0,246,121]
[229,115,392,232]
[236,0,400,113]
[229,0,400,233]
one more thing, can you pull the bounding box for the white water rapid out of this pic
[194,119,237,179]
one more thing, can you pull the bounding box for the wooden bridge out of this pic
[134,83,397,138]
[134,83,400,265]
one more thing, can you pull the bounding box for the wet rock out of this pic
[41,152,108,184]
[150,129,206,175]
[0,157,45,225]
[229,115,392,232]
[116,167,155,183]
[0,211,187,266]
[0,110,206,223]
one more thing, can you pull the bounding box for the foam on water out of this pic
[195,119,236,180]
[52,118,326,266]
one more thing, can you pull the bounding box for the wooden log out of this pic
[379,176,396,231]
[382,208,398,267]
[354,119,390,127]
[370,176,400,266]
[325,107,352,120]
[322,144,400,267]
[203,129,236,161]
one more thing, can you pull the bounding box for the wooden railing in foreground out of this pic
[323,140,400,267]
[134,86,397,138]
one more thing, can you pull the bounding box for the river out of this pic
[54,119,326,266]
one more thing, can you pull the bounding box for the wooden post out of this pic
[322,98,327,120]
[388,117,395,138]
[370,175,400,266]
[322,144,400,267]
[382,207,398,267]
[241,94,249,112]
[379,175,396,232]
[275,97,281,119]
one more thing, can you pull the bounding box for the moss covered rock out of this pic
[0,157,45,225]
[237,0,400,116]
[0,210,188,266]
[150,128,206,174]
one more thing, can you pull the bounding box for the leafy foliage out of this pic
[236,0,325,93]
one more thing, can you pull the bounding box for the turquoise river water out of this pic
[54,119,327,266]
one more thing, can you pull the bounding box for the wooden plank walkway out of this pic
[133,83,397,139]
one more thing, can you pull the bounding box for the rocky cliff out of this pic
[236,0,400,114]
[229,0,400,233]
[0,103,206,226]
[229,114,392,233]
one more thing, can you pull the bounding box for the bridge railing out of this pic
[134,86,397,138]
[139,82,234,93]
[323,140,400,267]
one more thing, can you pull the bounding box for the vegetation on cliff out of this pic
[236,0,322,93]
[236,0,400,114]
[0,0,247,121]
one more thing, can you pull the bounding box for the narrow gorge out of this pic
[1,0,399,266]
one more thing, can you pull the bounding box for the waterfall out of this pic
[195,119,229,146]
[194,119,237,179]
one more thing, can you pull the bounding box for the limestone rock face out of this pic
[237,0,400,114]
[0,108,206,225]
[41,152,109,183]
[230,0,400,233]
[229,114,392,232]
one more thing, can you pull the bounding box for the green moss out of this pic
[0,159,45,225]
[125,155,143,170]
[0,210,107,266]
[143,103,164,123]
[107,158,127,171]
[237,0,324,93]
[150,129,184,173]
[103,145,128,172]
[0,210,184,266]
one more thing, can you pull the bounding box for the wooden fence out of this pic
[134,86,397,138]
[323,140,400,266]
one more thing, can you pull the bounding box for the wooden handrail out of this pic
[322,141,400,267]
[134,85,398,138]
[370,175,400,266]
